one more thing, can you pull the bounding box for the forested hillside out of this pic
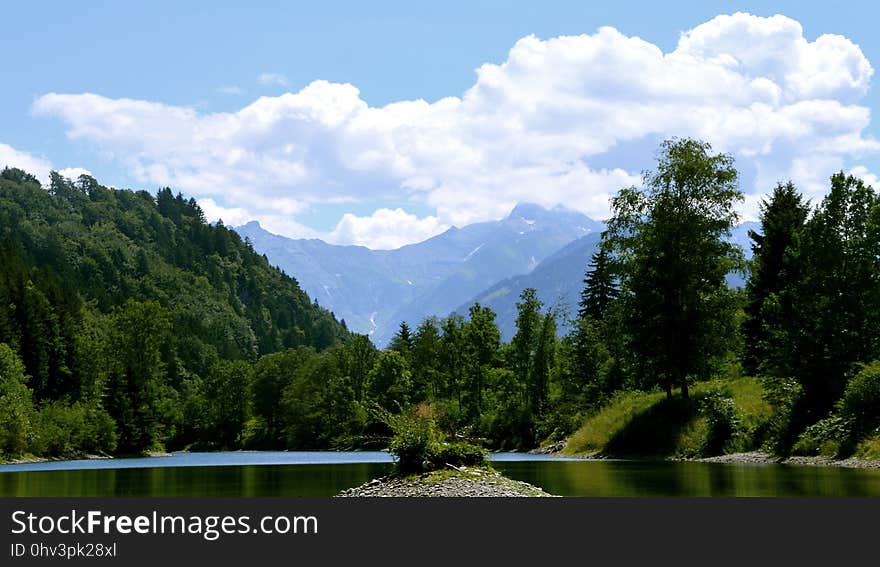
[0,168,348,457]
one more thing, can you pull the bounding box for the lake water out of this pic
[1,452,879,496]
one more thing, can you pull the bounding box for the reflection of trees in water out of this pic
[495,461,880,497]
[0,463,393,497]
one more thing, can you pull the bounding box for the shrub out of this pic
[383,404,443,473]
[379,403,486,474]
[761,377,806,455]
[32,402,117,457]
[791,416,849,457]
[0,343,34,458]
[839,361,880,435]
[430,442,486,468]
[698,391,740,455]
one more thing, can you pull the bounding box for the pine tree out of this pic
[772,173,880,419]
[389,321,414,356]
[579,247,618,321]
[742,182,809,375]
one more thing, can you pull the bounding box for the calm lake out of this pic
[1,452,879,496]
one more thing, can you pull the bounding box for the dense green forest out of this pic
[0,168,348,457]
[1,136,879,462]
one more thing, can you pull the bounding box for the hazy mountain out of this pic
[457,221,760,341]
[234,203,601,346]
[458,231,604,342]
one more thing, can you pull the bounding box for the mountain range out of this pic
[234,203,602,345]
[234,205,757,345]
[458,221,757,341]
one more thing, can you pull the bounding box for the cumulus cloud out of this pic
[848,165,880,188]
[258,72,290,87]
[0,142,53,183]
[57,167,93,180]
[32,12,880,248]
[327,208,448,250]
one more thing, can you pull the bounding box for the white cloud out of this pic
[57,167,93,180]
[327,208,448,250]
[198,198,254,227]
[848,165,880,188]
[258,73,290,87]
[0,142,52,183]
[32,12,880,248]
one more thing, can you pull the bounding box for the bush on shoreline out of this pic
[379,403,486,474]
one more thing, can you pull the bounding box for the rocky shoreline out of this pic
[337,467,555,497]
[690,451,880,469]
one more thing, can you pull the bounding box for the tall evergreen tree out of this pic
[579,247,618,322]
[389,321,414,356]
[742,182,809,374]
[770,173,880,418]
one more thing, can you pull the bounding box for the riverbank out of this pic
[337,466,555,497]
[1,453,113,465]
[689,451,880,469]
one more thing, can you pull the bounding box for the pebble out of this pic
[336,467,555,497]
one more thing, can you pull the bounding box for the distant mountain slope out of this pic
[457,232,603,341]
[458,221,759,341]
[235,203,602,345]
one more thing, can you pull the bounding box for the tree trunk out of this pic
[665,382,672,399]
[681,379,689,401]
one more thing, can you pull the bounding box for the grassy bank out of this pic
[563,376,880,461]
[563,377,773,458]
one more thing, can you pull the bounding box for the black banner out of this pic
[1,498,876,565]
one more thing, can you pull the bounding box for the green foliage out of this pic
[32,402,117,457]
[0,343,34,457]
[604,138,744,400]
[367,350,412,413]
[430,442,486,468]
[379,403,486,474]
[761,377,807,456]
[742,182,809,375]
[565,378,771,457]
[791,416,849,457]
[565,390,666,455]
[0,168,348,460]
[839,361,880,435]
[280,346,366,449]
[382,404,443,474]
[698,391,740,455]
[765,174,880,419]
[579,247,618,321]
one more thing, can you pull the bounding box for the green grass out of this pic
[564,389,666,455]
[563,377,773,458]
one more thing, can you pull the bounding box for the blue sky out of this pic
[2,1,880,248]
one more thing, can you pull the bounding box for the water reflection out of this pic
[0,463,393,497]
[2,458,879,497]
[493,460,880,496]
